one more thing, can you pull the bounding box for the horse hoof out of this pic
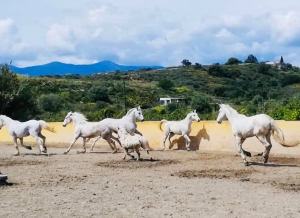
[63,151,68,155]
[263,157,268,164]
[27,146,32,150]
[244,161,249,166]
[186,148,191,151]
[13,153,20,156]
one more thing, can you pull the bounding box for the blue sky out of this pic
[1,0,300,67]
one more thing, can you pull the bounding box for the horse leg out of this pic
[134,129,143,136]
[168,132,175,150]
[19,138,32,150]
[123,148,134,160]
[240,138,251,157]
[12,137,20,156]
[90,136,101,152]
[104,136,118,154]
[33,135,46,154]
[162,132,169,151]
[135,147,141,161]
[77,138,87,154]
[111,134,122,148]
[183,134,191,151]
[235,136,248,166]
[64,135,80,154]
[141,141,153,160]
[38,133,47,153]
[256,134,272,164]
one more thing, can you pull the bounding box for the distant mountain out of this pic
[9,60,165,76]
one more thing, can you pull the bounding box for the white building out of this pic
[159,97,184,106]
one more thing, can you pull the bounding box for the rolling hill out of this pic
[9,60,164,76]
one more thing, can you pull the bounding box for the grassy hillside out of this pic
[2,62,300,121]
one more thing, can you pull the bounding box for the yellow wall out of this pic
[1,121,300,155]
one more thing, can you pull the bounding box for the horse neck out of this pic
[0,115,14,126]
[184,114,193,124]
[71,116,86,126]
[224,108,238,124]
[124,110,136,122]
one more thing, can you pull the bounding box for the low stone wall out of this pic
[0,121,300,155]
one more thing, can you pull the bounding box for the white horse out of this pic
[216,104,300,166]
[89,106,144,151]
[117,126,152,161]
[159,110,201,151]
[0,115,56,156]
[62,112,118,154]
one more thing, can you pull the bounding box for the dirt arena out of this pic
[1,142,300,218]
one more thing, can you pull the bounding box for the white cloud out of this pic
[46,24,75,52]
[2,0,300,67]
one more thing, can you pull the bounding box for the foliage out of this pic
[181,59,192,66]
[194,63,202,69]
[4,58,300,121]
[38,94,63,112]
[190,94,212,113]
[244,54,258,63]
[0,63,38,120]
[225,57,242,65]
[157,79,174,90]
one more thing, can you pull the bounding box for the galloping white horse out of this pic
[216,104,300,166]
[117,126,152,161]
[62,112,118,154]
[89,106,144,151]
[159,110,201,151]
[0,115,56,156]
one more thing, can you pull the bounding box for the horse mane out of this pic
[72,112,88,122]
[126,108,135,116]
[223,104,239,117]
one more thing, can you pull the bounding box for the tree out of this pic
[194,63,202,69]
[181,59,192,66]
[157,79,174,90]
[38,94,62,112]
[244,54,258,63]
[190,94,212,113]
[225,57,242,65]
[86,86,110,103]
[208,65,224,77]
[0,63,36,119]
[279,56,284,64]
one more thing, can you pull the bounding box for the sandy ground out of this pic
[1,142,300,218]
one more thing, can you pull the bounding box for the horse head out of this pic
[132,106,144,122]
[216,104,226,124]
[63,111,73,127]
[190,110,200,122]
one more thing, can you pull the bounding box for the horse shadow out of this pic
[169,124,210,151]
[248,162,298,168]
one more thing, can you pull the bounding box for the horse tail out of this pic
[271,120,299,147]
[39,120,56,133]
[159,119,167,131]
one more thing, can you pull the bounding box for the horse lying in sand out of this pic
[0,115,56,156]
[117,126,152,161]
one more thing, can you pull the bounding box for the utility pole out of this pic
[123,79,126,115]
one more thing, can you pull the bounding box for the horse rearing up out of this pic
[159,110,200,151]
[216,104,300,166]
[89,106,144,151]
[117,126,152,161]
[62,111,118,154]
[0,115,56,156]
